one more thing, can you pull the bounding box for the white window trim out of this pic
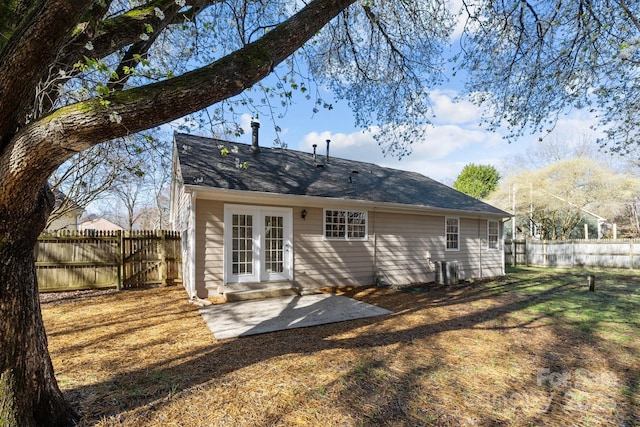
[223,204,293,284]
[445,217,460,251]
[323,209,368,241]
[487,220,500,250]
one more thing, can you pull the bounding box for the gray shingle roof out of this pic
[174,132,510,217]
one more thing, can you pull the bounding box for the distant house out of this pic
[170,124,511,299]
[46,189,84,231]
[78,215,124,232]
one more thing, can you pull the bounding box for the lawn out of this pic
[41,267,640,426]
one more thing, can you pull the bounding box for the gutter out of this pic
[183,184,512,220]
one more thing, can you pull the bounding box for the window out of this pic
[445,217,459,250]
[324,209,367,240]
[488,220,499,250]
[231,214,253,275]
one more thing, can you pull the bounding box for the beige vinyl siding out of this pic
[170,155,189,232]
[456,218,481,280]
[195,199,224,297]
[374,211,442,285]
[170,182,193,294]
[172,184,190,232]
[374,214,504,285]
[191,199,505,296]
[293,207,375,288]
[481,219,504,277]
[445,218,504,280]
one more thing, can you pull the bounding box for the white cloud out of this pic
[240,113,253,133]
[300,129,379,159]
[429,90,481,124]
[447,0,467,41]
[298,120,505,183]
[418,125,488,157]
[290,91,605,185]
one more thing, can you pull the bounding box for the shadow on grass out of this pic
[51,267,639,425]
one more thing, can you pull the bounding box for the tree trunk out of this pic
[0,185,77,426]
[0,0,359,422]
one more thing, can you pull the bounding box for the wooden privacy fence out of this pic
[35,230,182,292]
[505,239,640,269]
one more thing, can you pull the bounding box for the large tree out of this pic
[488,158,639,240]
[460,0,640,153]
[0,0,453,424]
[453,163,500,199]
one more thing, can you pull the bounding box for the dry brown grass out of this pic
[42,270,640,426]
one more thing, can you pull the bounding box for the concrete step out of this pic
[224,284,300,302]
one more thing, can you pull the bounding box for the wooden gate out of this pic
[36,230,182,292]
[122,231,182,288]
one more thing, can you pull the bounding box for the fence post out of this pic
[121,230,128,290]
[159,230,167,286]
[116,230,123,291]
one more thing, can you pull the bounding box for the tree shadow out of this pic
[48,268,640,425]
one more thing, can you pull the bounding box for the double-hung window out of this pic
[324,209,367,240]
[488,220,499,250]
[445,217,459,250]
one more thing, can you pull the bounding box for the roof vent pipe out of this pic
[326,139,330,163]
[312,144,317,162]
[251,120,260,153]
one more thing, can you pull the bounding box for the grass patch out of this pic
[42,268,640,426]
[502,267,640,337]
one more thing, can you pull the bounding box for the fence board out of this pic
[505,239,640,269]
[36,230,182,292]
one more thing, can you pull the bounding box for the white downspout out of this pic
[479,219,483,279]
[372,208,377,285]
[188,191,197,298]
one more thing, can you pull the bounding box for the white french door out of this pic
[224,205,293,284]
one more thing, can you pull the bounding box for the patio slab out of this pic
[198,293,392,339]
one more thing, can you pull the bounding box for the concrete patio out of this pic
[198,293,392,339]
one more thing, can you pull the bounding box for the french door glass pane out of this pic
[265,215,284,273]
[231,214,253,275]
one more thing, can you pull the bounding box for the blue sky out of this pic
[173,1,607,187]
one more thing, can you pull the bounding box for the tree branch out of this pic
[58,0,216,73]
[0,0,93,145]
[23,0,216,143]
[361,5,404,64]
[619,0,640,33]
[0,0,357,203]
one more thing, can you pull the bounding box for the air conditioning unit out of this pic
[434,261,459,285]
[446,261,459,285]
[434,261,446,285]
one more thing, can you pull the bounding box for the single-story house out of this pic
[170,123,511,299]
[78,215,124,232]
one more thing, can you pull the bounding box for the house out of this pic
[170,123,511,299]
[78,215,124,232]
[46,189,84,231]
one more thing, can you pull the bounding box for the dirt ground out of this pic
[41,270,639,426]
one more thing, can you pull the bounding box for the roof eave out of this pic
[184,185,512,219]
